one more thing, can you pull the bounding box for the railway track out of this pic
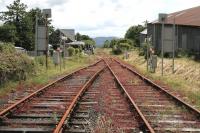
[105,58,200,133]
[0,59,105,132]
[0,57,199,133]
[64,68,146,132]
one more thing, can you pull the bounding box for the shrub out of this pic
[164,52,171,58]
[177,49,189,57]
[117,38,133,47]
[75,48,80,54]
[118,43,131,51]
[67,47,75,56]
[112,45,122,55]
[0,43,16,53]
[0,43,35,85]
[111,41,131,55]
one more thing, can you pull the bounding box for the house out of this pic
[148,6,200,57]
[59,29,75,43]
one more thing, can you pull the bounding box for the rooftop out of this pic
[151,6,200,27]
[59,29,75,41]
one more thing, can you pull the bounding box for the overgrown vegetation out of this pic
[67,47,75,56]
[0,49,96,97]
[75,32,96,48]
[103,38,133,55]
[124,25,145,47]
[0,43,35,85]
[117,48,200,110]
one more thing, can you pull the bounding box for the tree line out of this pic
[103,25,145,54]
[0,0,51,51]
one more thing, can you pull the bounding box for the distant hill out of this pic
[93,37,118,47]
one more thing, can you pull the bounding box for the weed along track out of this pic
[0,59,105,132]
[106,58,200,133]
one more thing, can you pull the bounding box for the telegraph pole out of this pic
[35,14,38,56]
[172,17,175,74]
[159,13,167,76]
[146,38,149,71]
[45,15,48,69]
[161,22,164,76]
[172,12,184,74]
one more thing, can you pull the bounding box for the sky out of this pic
[0,0,200,37]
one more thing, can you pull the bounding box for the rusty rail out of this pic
[53,66,106,133]
[113,57,200,117]
[104,59,155,133]
[0,59,102,117]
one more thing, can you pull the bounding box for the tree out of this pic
[0,0,27,23]
[125,25,145,47]
[74,33,95,48]
[0,24,16,43]
[49,29,61,45]
[117,38,133,47]
[118,43,131,51]
[110,39,118,48]
[0,0,34,50]
[103,40,110,48]
[83,39,95,47]
[17,13,34,50]
[81,35,91,40]
[0,1,53,51]
[75,33,93,41]
[75,33,81,41]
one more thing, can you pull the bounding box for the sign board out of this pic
[164,27,173,52]
[43,9,51,18]
[37,26,47,51]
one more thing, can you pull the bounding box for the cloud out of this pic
[1,0,200,37]
[46,0,69,7]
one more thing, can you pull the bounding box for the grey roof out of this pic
[66,41,85,46]
[59,29,75,41]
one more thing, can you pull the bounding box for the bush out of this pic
[75,48,80,54]
[117,39,133,47]
[177,49,189,57]
[67,47,75,56]
[112,45,122,55]
[0,43,16,53]
[111,41,131,55]
[118,43,131,51]
[0,43,35,85]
